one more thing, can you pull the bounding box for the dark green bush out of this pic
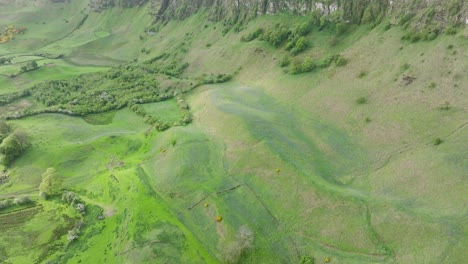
[289,58,316,74]
[241,28,264,42]
[289,59,303,74]
[400,63,410,72]
[301,58,316,72]
[290,37,309,55]
[335,22,348,35]
[445,25,457,35]
[384,23,392,31]
[356,97,368,105]
[358,71,368,78]
[299,256,315,264]
[259,24,290,47]
[295,22,313,36]
[279,54,291,67]
[318,55,338,68]
[335,56,348,67]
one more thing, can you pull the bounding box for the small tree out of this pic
[0,131,28,166]
[27,61,38,69]
[223,225,255,263]
[39,168,63,199]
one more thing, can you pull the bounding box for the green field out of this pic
[0,0,466,263]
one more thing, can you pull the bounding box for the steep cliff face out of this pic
[85,0,466,33]
[89,0,148,12]
[151,0,383,23]
[149,0,466,32]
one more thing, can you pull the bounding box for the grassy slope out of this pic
[151,14,467,263]
[0,2,466,264]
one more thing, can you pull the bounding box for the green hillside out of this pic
[0,0,466,263]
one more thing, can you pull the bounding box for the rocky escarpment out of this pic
[89,0,148,12]
[151,0,386,23]
[149,0,466,33]
[85,0,466,33]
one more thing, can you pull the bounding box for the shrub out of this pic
[259,24,290,47]
[335,56,348,67]
[439,101,451,111]
[318,55,338,68]
[400,63,410,72]
[295,22,313,36]
[67,222,83,242]
[240,28,263,42]
[62,191,81,205]
[13,196,31,205]
[301,58,316,72]
[358,71,368,78]
[203,73,232,84]
[76,203,85,214]
[309,10,322,26]
[299,256,315,264]
[289,58,316,74]
[290,37,309,55]
[384,23,392,31]
[319,16,328,29]
[0,199,11,209]
[356,97,368,104]
[335,22,348,35]
[434,138,443,146]
[223,225,254,264]
[445,25,457,35]
[279,54,291,67]
[289,59,303,74]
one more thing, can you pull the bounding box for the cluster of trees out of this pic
[0,90,30,106]
[238,0,465,48]
[281,54,348,74]
[20,61,39,73]
[1,52,235,124]
[0,123,29,166]
[245,21,314,52]
[0,24,27,44]
[201,73,232,84]
[62,191,85,242]
[29,57,189,115]
[130,104,170,131]
[241,20,340,58]
[175,96,192,126]
[394,0,464,42]
[0,196,32,210]
[0,58,12,65]
[20,54,234,120]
